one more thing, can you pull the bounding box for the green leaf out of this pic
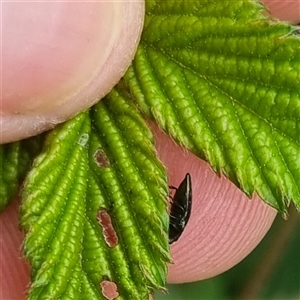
[21,112,91,299]
[124,0,300,213]
[0,136,43,211]
[88,86,169,297]
[21,87,170,299]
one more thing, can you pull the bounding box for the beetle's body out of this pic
[169,173,192,244]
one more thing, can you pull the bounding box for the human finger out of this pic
[1,1,144,144]
[149,123,277,282]
[263,0,300,24]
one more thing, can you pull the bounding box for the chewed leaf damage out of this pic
[100,278,119,300]
[97,208,119,248]
[94,149,110,168]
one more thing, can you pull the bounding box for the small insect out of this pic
[168,173,192,244]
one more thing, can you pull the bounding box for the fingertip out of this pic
[263,0,300,24]
[149,122,277,283]
[1,1,145,143]
[0,199,29,299]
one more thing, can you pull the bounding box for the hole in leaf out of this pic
[97,209,118,248]
[94,149,110,168]
[100,279,119,300]
[78,133,89,147]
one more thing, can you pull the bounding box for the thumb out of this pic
[1,1,144,144]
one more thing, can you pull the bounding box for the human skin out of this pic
[1,1,145,144]
[0,1,299,299]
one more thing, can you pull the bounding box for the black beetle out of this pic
[169,173,192,244]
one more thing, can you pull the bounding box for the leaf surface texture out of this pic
[21,89,169,299]
[124,0,300,212]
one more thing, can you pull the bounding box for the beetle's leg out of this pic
[169,185,177,190]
